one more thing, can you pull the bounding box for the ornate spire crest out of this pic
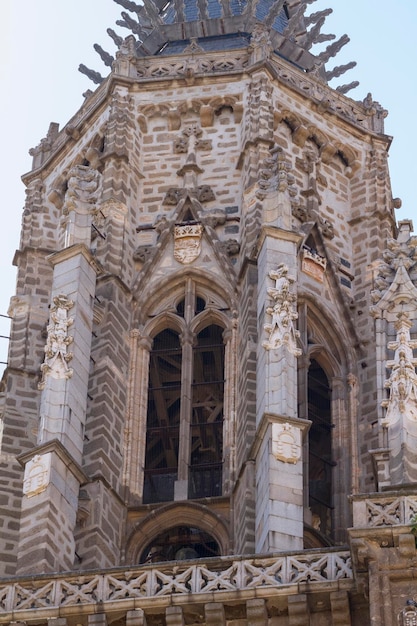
[371,221,417,317]
[79,0,358,94]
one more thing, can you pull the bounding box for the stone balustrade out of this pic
[351,493,417,528]
[0,549,352,620]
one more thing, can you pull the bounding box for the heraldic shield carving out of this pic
[174,223,203,264]
[272,422,302,464]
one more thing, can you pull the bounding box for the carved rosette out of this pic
[38,295,74,390]
[174,223,203,264]
[272,422,301,464]
[263,264,302,356]
[23,453,52,498]
[381,313,417,425]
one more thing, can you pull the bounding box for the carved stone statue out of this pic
[263,264,301,356]
[382,314,417,424]
[38,295,74,390]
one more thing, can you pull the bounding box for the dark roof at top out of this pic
[80,0,358,93]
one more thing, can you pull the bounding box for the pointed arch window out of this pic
[143,329,182,503]
[143,295,225,504]
[189,324,224,499]
[307,359,334,542]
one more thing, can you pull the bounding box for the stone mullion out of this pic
[123,330,152,502]
[175,279,195,496]
[222,321,237,494]
[176,329,193,495]
[347,374,360,495]
[296,305,310,513]
[374,315,387,441]
[331,376,349,544]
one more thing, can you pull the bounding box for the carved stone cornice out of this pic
[47,243,104,276]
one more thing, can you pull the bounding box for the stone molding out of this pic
[17,439,87,486]
[47,243,103,275]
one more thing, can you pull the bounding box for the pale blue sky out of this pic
[0,1,416,369]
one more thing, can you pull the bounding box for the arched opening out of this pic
[307,359,334,542]
[189,324,224,499]
[143,328,182,504]
[139,525,220,563]
[142,292,226,504]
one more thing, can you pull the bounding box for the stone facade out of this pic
[1,1,417,624]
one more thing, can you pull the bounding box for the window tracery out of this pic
[135,280,230,505]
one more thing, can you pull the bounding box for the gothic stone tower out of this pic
[1,1,417,625]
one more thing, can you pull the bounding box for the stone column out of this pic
[37,246,99,463]
[255,230,306,552]
[254,414,309,553]
[257,236,301,421]
[123,330,152,502]
[13,165,101,574]
[16,244,100,574]
[17,440,86,574]
[175,328,193,500]
[222,322,237,495]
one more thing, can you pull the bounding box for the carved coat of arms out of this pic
[23,453,52,498]
[174,223,203,264]
[272,422,302,464]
